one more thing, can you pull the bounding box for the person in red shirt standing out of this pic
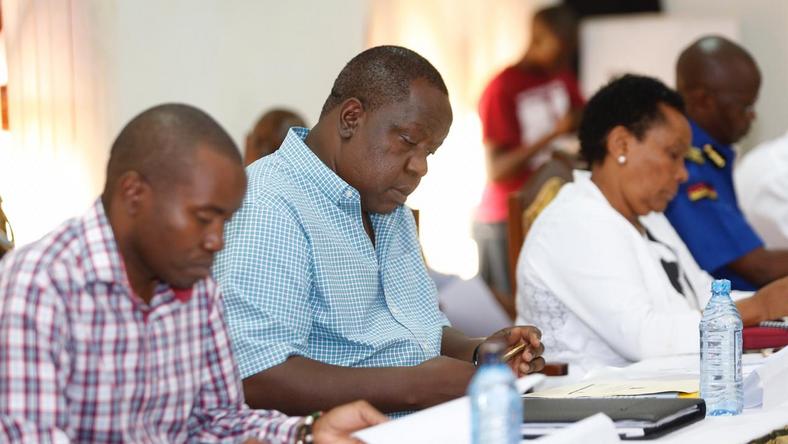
[475,4,584,297]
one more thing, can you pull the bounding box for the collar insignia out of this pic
[703,144,726,168]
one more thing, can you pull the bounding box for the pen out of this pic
[502,342,526,362]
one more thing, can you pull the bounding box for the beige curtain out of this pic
[368,0,535,112]
[1,0,113,246]
[367,0,543,278]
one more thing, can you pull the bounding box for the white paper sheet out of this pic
[655,404,788,444]
[743,346,788,409]
[529,413,620,444]
[436,276,512,338]
[354,397,471,444]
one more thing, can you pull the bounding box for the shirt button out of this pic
[420,341,430,352]
[391,306,400,315]
[344,190,353,199]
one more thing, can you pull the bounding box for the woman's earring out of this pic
[617,155,627,165]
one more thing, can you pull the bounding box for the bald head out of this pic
[103,103,241,201]
[676,36,760,144]
[677,36,759,93]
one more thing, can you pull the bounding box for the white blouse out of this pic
[515,171,751,376]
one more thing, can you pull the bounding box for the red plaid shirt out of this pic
[0,200,300,443]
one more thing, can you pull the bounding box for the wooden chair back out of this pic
[507,152,575,293]
[506,152,579,376]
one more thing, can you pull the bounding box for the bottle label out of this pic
[700,328,743,380]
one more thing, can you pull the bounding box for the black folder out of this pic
[521,397,706,440]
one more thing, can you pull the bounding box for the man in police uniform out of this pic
[666,35,788,290]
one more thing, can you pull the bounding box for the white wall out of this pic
[4,0,367,246]
[664,0,788,148]
[106,0,367,147]
[580,15,739,97]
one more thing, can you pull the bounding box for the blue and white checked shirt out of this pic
[213,128,449,379]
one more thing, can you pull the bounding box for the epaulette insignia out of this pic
[687,182,718,202]
[686,146,705,164]
[703,144,726,168]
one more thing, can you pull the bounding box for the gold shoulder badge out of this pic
[688,182,718,202]
[686,146,705,164]
[702,144,726,168]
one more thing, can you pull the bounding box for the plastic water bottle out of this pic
[469,340,522,444]
[700,279,743,416]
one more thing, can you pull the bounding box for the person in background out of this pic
[244,108,307,166]
[0,103,385,443]
[665,35,788,290]
[735,130,788,249]
[475,4,584,297]
[516,75,788,376]
[214,46,545,417]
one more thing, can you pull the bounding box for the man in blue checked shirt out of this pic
[214,46,545,416]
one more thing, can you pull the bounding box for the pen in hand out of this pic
[502,342,527,363]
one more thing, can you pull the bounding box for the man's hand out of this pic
[485,326,545,377]
[313,400,388,444]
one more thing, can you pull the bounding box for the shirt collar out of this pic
[689,118,735,159]
[277,127,361,205]
[80,199,129,286]
[572,170,600,198]
[573,170,648,232]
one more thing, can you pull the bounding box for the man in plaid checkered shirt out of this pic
[0,104,385,443]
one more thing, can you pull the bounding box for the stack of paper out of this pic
[525,379,699,398]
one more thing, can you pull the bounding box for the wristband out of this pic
[472,342,483,367]
[296,411,323,444]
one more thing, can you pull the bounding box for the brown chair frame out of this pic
[505,152,578,377]
[507,152,576,295]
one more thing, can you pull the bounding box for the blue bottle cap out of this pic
[711,279,731,294]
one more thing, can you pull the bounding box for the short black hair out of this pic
[320,45,449,117]
[103,103,241,199]
[579,74,685,165]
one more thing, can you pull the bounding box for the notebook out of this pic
[522,398,706,440]
[744,322,788,350]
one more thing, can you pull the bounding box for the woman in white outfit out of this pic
[516,74,788,376]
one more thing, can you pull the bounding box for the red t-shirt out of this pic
[476,66,583,223]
